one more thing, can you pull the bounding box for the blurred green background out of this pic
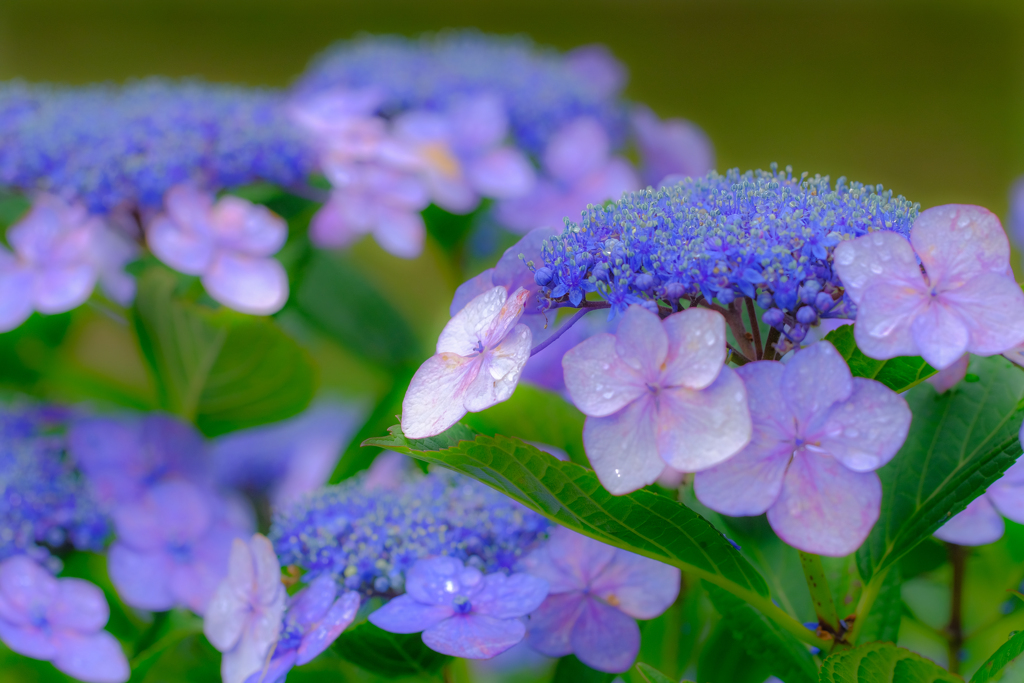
[2,0,1023,219]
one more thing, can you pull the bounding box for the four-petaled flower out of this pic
[523,527,680,673]
[402,286,533,439]
[147,184,289,315]
[834,204,1024,370]
[369,556,548,659]
[562,304,752,495]
[935,444,1024,546]
[694,341,912,556]
[204,534,287,683]
[0,555,129,683]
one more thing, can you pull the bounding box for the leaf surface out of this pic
[824,324,935,392]
[820,642,960,682]
[969,629,1024,683]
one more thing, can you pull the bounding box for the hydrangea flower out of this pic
[243,574,360,683]
[834,204,1024,370]
[0,555,129,683]
[106,479,252,615]
[146,184,289,315]
[523,527,680,673]
[0,194,136,332]
[494,117,639,234]
[204,534,287,683]
[694,341,912,556]
[271,466,549,595]
[369,556,548,659]
[402,286,532,439]
[630,104,714,188]
[562,305,751,495]
[934,449,1024,546]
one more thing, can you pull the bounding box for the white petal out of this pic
[401,353,480,439]
[437,286,508,356]
[464,324,532,412]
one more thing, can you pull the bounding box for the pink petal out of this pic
[52,630,130,683]
[933,496,1005,545]
[309,193,371,250]
[911,301,970,370]
[615,305,668,379]
[47,579,108,632]
[942,272,1024,355]
[660,307,727,390]
[468,148,536,199]
[32,264,96,314]
[525,591,586,657]
[203,538,253,652]
[693,436,792,517]
[570,597,640,673]
[656,366,752,472]
[372,206,426,259]
[147,214,215,275]
[767,451,881,556]
[480,287,531,349]
[583,394,664,495]
[0,620,57,659]
[563,333,646,418]
[833,231,921,305]
[854,279,928,360]
[202,252,289,315]
[0,260,33,332]
[438,286,509,355]
[988,459,1024,525]
[422,613,526,659]
[911,205,1011,289]
[107,544,175,612]
[401,353,480,439]
[209,197,286,257]
[463,324,532,413]
[927,353,969,393]
[589,550,680,620]
[472,573,549,619]
[450,269,495,316]
[543,118,610,183]
[296,591,360,665]
[811,377,912,473]
[427,172,479,215]
[780,342,852,429]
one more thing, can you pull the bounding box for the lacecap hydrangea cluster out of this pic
[0,407,109,568]
[270,466,550,596]
[0,79,315,213]
[536,165,919,328]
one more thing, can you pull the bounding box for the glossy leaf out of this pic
[855,565,902,645]
[969,629,1024,683]
[857,355,1024,583]
[696,618,774,683]
[820,642,959,682]
[635,662,678,683]
[332,619,450,677]
[824,324,935,392]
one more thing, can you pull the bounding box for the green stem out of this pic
[945,543,966,674]
[799,551,842,636]
[848,566,890,644]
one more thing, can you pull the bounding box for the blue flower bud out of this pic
[763,308,785,328]
[663,282,687,301]
[814,292,834,313]
[756,292,774,310]
[534,266,555,287]
[634,273,657,291]
[717,289,735,305]
[576,252,595,270]
[789,325,808,342]
[798,281,822,305]
[591,263,611,282]
[796,306,818,325]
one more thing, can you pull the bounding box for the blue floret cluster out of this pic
[0,79,315,213]
[270,467,550,597]
[0,406,110,568]
[293,30,629,155]
[535,165,920,326]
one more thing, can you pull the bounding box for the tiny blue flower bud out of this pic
[789,325,808,342]
[799,281,821,305]
[634,273,657,291]
[577,252,595,270]
[763,308,785,328]
[756,292,774,310]
[717,289,735,305]
[663,282,686,301]
[814,292,834,313]
[591,263,610,282]
[534,266,555,287]
[796,306,818,325]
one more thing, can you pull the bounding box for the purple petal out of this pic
[493,227,554,295]
[405,556,480,606]
[400,352,480,439]
[566,45,627,97]
[944,272,1024,356]
[543,118,610,183]
[468,148,536,199]
[615,305,668,379]
[631,105,714,186]
[439,286,509,355]
[309,193,370,250]
[450,269,495,316]
[289,574,337,629]
[563,333,646,418]
[32,264,96,314]
[209,197,286,257]
[47,579,108,632]
[767,451,881,556]
[244,650,296,683]
[449,94,508,151]
[589,551,680,620]
[249,534,284,608]
[463,324,532,413]
[526,592,585,657]
[422,613,526,659]
[426,173,479,216]
[933,496,1005,546]
[570,597,640,674]
[694,438,792,517]
[927,353,969,393]
[368,594,454,634]
[660,308,727,390]
[203,538,253,652]
[0,555,58,617]
[0,258,33,332]
[781,342,853,429]
[811,377,911,473]
[529,527,615,591]
[202,252,288,316]
[911,301,970,370]
[656,366,752,472]
[472,573,549,620]
[146,214,215,276]
[0,620,57,659]
[52,630,130,683]
[296,591,360,665]
[583,395,664,496]
[988,459,1024,524]
[833,230,921,305]
[854,279,928,361]
[910,204,1012,289]
[107,544,175,612]
[372,206,426,259]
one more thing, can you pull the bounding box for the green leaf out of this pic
[824,324,935,392]
[367,426,770,600]
[133,267,317,436]
[855,564,902,645]
[291,250,421,368]
[553,655,615,683]
[820,642,960,682]
[128,612,205,683]
[696,618,774,683]
[703,582,818,683]
[329,371,413,483]
[969,629,1024,683]
[636,583,703,680]
[332,619,450,676]
[635,662,678,683]
[857,355,1024,584]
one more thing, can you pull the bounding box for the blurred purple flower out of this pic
[107,479,252,615]
[1009,175,1024,247]
[147,184,289,315]
[695,341,912,556]
[834,204,1024,370]
[369,556,548,659]
[0,555,129,683]
[451,226,554,318]
[288,87,385,163]
[402,286,532,439]
[630,104,714,188]
[494,117,639,234]
[565,45,628,98]
[563,305,751,495]
[204,534,287,683]
[523,527,679,673]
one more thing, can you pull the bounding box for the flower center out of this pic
[453,595,472,615]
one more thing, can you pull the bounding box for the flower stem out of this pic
[745,297,764,359]
[530,308,591,357]
[848,566,889,644]
[799,551,845,645]
[945,543,966,674]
